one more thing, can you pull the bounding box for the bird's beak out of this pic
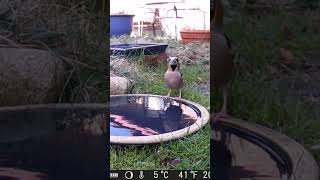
[171,64,177,71]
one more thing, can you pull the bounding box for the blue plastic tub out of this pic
[110,15,134,37]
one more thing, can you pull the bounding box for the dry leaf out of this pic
[196,76,203,83]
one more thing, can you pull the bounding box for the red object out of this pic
[180,30,211,44]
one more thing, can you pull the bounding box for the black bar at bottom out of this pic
[110,170,213,180]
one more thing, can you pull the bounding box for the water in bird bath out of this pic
[0,105,106,180]
[211,119,319,180]
[110,95,201,137]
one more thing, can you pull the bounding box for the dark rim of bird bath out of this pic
[213,118,319,180]
[0,103,107,114]
[0,103,107,143]
[110,94,210,145]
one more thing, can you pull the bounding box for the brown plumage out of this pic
[164,57,183,98]
[211,0,234,121]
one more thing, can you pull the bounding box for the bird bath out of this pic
[0,104,107,180]
[212,118,319,180]
[110,94,210,144]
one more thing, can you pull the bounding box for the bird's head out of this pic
[168,57,179,71]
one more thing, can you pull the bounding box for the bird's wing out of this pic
[212,33,235,87]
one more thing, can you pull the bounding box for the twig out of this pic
[0,35,22,48]
[60,56,98,71]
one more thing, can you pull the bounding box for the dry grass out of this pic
[220,5,320,161]
[0,0,107,103]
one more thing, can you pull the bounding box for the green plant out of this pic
[295,0,319,9]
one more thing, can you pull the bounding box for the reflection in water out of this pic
[212,123,292,180]
[0,108,106,180]
[110,96,201,136]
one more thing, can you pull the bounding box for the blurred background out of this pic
[110,0,210,39]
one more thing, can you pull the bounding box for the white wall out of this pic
[110,0,145,14]
[110,0,210,38]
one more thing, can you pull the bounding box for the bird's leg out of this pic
[179,89,182,98]
[167,89,172,97]
[213,86,230,122]
[221,86,228,113]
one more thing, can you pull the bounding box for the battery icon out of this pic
[110,172,119,178]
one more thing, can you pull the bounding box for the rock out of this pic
[110,76,130,95]
[0,48,64,106]
[0,167,46,180]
